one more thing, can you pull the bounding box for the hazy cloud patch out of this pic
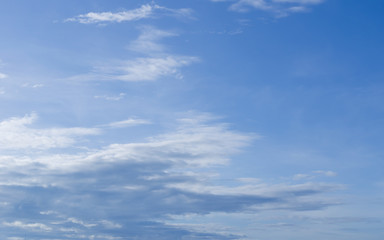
[0,73,7,79]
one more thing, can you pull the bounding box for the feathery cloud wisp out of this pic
[66,4,153,24]
[112,56,198,81]
[68,26,197,82]
[66,4,193,24]
[218,0,326,16]
[105,118,151,128]
[76,55,198,82]
[128,26,177,54]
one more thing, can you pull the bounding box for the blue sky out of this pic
[0,0,383,239]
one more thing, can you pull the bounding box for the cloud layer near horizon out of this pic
[0,113,343,239]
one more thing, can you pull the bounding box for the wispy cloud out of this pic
[273,0,324,3]
[114,26,198,81]
[66,218,97,228]
[0,59,8,79]
[104,118,151,128]
[98,56,197,81]
[72,27,198,82]
[94,93,126,101]
[215,0,326,17]
[21,83,44,88]
[3,221,52,231]
[313,170,337,177]
[167,181,343,199]
[65,4,153,24]
[0,112,345,239]
[128,26,177,54]
[74,56,197,82]
[293,170,337,180]
[0,113,100,150]
[0,72,7,79]
[66,4,193,24]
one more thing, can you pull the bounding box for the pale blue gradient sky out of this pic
[0,0,383,239]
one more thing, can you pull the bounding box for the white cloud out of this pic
[100,220,122,229]
[83,116,254,168]
[314,170,337,177]
[226,0,325,16]
[70,26,197,82]
[156,5,194,19]
[293,173,313,180]
[0,113,100,150]
[128,26,177,54]
[118,27,198,81]
[66,4,193,24]
[66,4,153,24]
[167,181,343,197]
[3,221,52,231]
[293,170,337,180]
[94,93,126,101]
[21,83,44,88]
[113,56,198,81]
[83,56,197,82]
[272,0,324,3]
[67,218,97,228]
[0,113,347,239]
[40,211,57,215]
[230,0,270,12]
[287,6,308,12]
[105,118,151,128]
[0,59,7,79]
[0,113,253,172]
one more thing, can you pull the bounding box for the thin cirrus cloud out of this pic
[94,93,126,101]
[313,170,337,177]
[117,27,198,81]
[128,26,178,54]
[65,4,193,24]
[0,112,344,239]
[77,55,197,82]
[110,56,198,81]
[70,27,198,82]
[21,83,44,88]
[66,5,197,82]
[214,0,326,16]
[293,170,337,180]
[102,118,151,128]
